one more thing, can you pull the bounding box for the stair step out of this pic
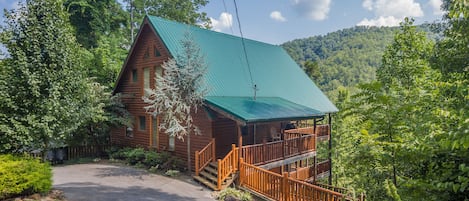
[209,161,218,169]
[200,171,218,183]
[193,175,218,190]
[204,166,218,175]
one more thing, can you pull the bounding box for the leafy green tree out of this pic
[0,0,96,153]
[65,0,128,49]
[125,0,211,41]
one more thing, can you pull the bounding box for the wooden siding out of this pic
[110,22,213,171]
[212,118,238,158]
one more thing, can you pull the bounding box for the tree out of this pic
[125,0,211,41]
[65,0,128,49]
[143,33,207,171]
[0,0,96,153]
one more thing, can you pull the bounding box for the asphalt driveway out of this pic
[53,163,215,201]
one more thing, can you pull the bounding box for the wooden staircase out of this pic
[193,161,237,190]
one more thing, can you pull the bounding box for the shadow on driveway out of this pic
[53,163,214,201]
[55,182,202,201]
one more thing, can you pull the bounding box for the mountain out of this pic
[282,26,399,100]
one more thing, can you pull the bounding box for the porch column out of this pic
[237,124,243,158]
[328,113,332,185]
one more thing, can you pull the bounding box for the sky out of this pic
[0,0,445,45]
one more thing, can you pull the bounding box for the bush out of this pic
[217,188,252,201]
[108,147,133,160]
[125,148,146,165]
[0,154,52,199]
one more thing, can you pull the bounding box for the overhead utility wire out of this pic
[222,0,234,34]
[233,0,257,99]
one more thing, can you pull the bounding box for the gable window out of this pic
[132,69,138,82]
[154,45,161,57]
[143,67,150,96]
[139,116,146,131]
[144,47,150,59]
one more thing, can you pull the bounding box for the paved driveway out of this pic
[53,163,215,201]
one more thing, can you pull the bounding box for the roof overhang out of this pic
[205,96,324,125]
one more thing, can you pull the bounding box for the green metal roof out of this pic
[206,96,323,123]
[147,16,338,114]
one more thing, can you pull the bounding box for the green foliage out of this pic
[217,187,253,201]
[0,0,101,152]
[108,147,183,171]
[125,0,211,40]
[0,155,52,199]
[333,8,469,200]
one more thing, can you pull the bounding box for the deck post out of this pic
[195,150,199,176]
[237,125,243,161]
[217,159,222,190]
[283,172,290,201]
[212,138,216,162]
[328,114,332,185]
[232,144,237,171]
[239,158,244,186]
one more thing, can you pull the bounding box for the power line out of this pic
[222,0,234,35]
[233,0,257,99]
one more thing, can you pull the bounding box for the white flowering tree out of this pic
[143,32,207,171]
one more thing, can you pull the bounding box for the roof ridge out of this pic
[146,15,281,48]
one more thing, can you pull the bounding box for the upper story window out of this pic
[132,69,138,82]
[154,45,161,57]
[144,47,150,59]
[143,67,150,96]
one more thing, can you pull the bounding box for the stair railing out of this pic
[195,138,216,176]
[217,144,238,190]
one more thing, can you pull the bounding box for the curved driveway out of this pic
[53,163,215,201]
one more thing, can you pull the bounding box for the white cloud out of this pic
[362,0,373,10]
[358,0,424,27]
[210,12,233,32]
[270,11,287,22]
[357,16,402,26]
[292,0,331,21]
[429,0,444,15]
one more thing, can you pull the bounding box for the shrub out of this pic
[143,151,163,168]
[0,154,52,199]
[108,147,133,160]
[125,148,146,165]
[217,188,252,201]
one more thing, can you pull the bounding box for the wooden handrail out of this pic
[239,158,344,201]
[217,144,238,190]
[195,138,215,176]
[241,134,316,166]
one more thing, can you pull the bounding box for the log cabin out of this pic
[111,16,342,197]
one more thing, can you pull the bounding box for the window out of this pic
[139,116,146,130]
[125,127,133,138]
[168,135,175,151]
[154,45,161,57]
[132,69,138,82]
[143,67,150,96]
[144,47,150,59]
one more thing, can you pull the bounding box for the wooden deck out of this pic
[193,125,353,200]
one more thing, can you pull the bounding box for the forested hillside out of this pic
[282,25,435,100]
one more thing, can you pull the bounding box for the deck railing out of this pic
[217,144,239,190]
[239,158,344,201]
[317,159,331,176]
[195,138,216,176]
[241,134,316,166]
[284,124,330,139]
[289,166,314,180]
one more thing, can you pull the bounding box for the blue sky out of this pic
[0,0,444,44]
